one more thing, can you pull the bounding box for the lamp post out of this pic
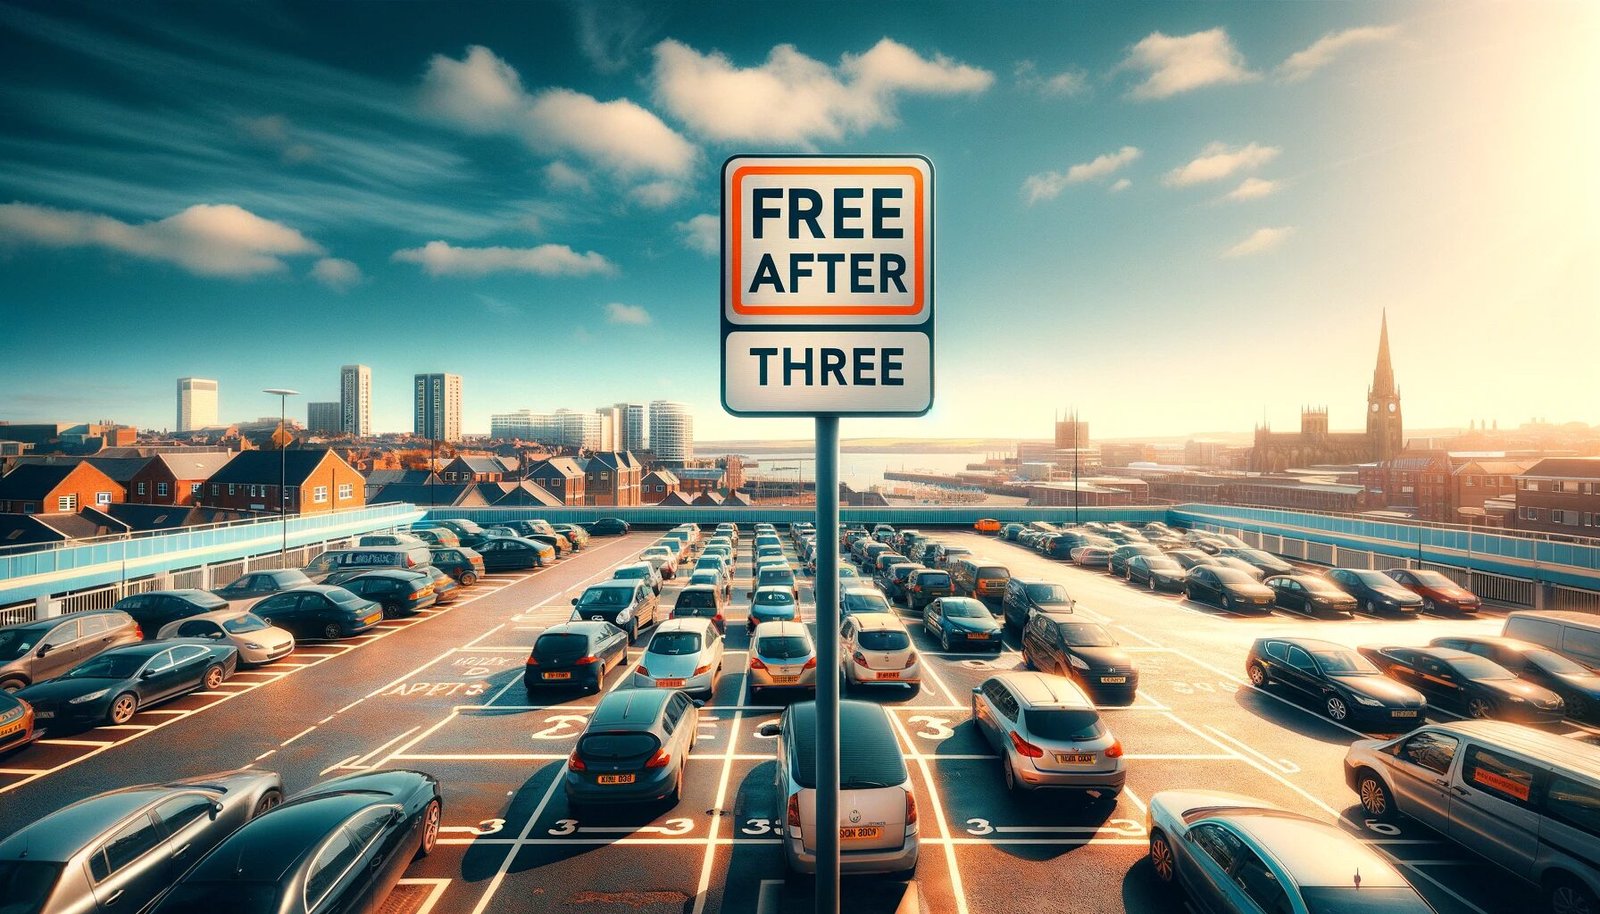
[264,388,299,563]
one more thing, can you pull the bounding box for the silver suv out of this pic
[0,610,142,692]
[972,671,1125,797]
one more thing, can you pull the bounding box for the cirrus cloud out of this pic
[1023,146,1141,204]
[1223,226,1294,258]
[1164,142,1280,186]
[1280,25,1402,82]
[392,240,615,277]
[1224,177,1280,201]
[1121,28,1257,100]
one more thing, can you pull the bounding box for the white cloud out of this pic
[311,257,362,290]
[1223,226,1294,258]
[1121,28,1257,100]
[676,213,718,256]
[1225,177,1279,201]
[628,180,687,208]
[604,302,652,325]
[1014,61,1089,98]
[237,114,315,164]
[651,37,992,145]
[420,46,695,178]
[543,161,591,194]
[1022,146,1141,204]
[1109,178,1131,193]
[391,240,615,277]
[1164,142,1281,186]
[1279,25,1401,81]
[573,2,658,74]
[0,201,324,277]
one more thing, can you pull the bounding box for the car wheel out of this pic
[416,799,442,859]
[1149,830,1178,884]
[905,682,920,697]
[1366,600,1378,616]
[941,630,951,652]
[0,678,25,693]
[460,572,478,586]
[1423,598,1437,614]
[1547,874,1600,914]
[1468,697,1496,719]
[1247,661,1269,687]
[1148,577,1156,592]
[1000,753,1018,793]
[628,622,638,644]
[1325,695,1350,722]
[323,623,344,640]
[1567,693,1589,721]
[1221,594,1233,611]
[666,766,684,806]
[1357,770,1397,820]
[108,692,139,724]
[253,789,282,817]
[593,665,607,694]
[202,664,226,690]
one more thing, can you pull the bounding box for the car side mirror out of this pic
[691,699,706,708]
[210,800,224,820]
[140,669,156,679]
[570,598,578,606]
[746,590,754,598]
[35,644,52,657]
[757,723,780,737]
[972,686,982,695]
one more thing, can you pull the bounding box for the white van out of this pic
[302,545,433,582]
[1505,611,1600,669]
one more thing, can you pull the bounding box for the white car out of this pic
[749,620,817,700]
[840,612,920,696]
[612,560,663,595]
[156,609,295,666]
[632,618,724,697]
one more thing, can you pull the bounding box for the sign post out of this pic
[722,155,934,913]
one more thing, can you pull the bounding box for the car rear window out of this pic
[614,566,647,578]
[0,860,64,911]
[579,733,659,761]
[676,591,717,609]
[535,633,589,658]
[790,704,907,790]
[977,566,1009,580]
[757,636,811,659]
[857,630,910,652]
[915,572,950,587]
[1024,709,1106,741]
[648,631,703,655]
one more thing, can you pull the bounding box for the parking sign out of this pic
[721,154,934,417]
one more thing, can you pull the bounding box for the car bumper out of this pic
[750,668,818,690]
[847,667,920,688]
[1351,707,1425,728]
[785,832,918,875]
[240,641,295,665]
[634,670,715,695]
[565,766,679,804]
[525,666,603,690]
[28,699,111,728]
[1013,758,1127,793]
[1086,673,1140,697]
[947,632,1002,650]
[0,721,38,754]
[1500,704,1566,724]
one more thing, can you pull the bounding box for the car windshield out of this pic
[1212,568,1258,584]
[648,631,703,656]
[755,591,794,606]
[0,629,39,661]
[1059,623,1115,647]
[614,566,647,578]
[916,573,950,587]
[943,602,989,618]
[223,614,269,634]
[758,635,812,659]
[1024,709,1106,741]
[67,652,145,679]
[579,733,658,761]
[758,571,793,585]
[1301,887,1434,914]
[857,630,910,651]
[1351,570,1398,586]
[535,632,590,657]
[579,588,630,606]
[0,860,65,913]
[1449,655,1516,680]
[690,573,718,586]
[1312,650,1380,675]
[844,592,890,611]
[1410,570,1457,588]
[1529,649,1589,675]
[1027,584,1071,603]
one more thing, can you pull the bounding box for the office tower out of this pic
[617,402,648,453]
[648,400,693,464]
[340,364,371,437]
[414,373,462,442]
[595,406,622,452]
[307,401,341,436]
[176,378,218,431]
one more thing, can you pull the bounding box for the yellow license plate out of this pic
[542,672,572,680]
[840,826,882,840]
[364,613,381,625]
[0,721,22,738]
[1100,676,1127,684]
[875,671,899,680]
[772,675,798,684]
[1056,753,1096,764]
[657,679,685,688]
[1391,710,1418,717]
[597,774,635,785]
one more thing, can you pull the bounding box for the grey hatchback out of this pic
[0,610,142,692]
[565,688,700,811]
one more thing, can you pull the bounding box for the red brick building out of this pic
[1513,458,1600,535]
[1450,459,1534,522]
[1358,450,1452,520]
[0,462,124,514]
[584,452,643,507]
[526,457,586,505]
[641,469,680,504]
[126,452,235,506]
[197,449,364,516]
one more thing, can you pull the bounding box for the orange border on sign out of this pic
[730,165,925,316]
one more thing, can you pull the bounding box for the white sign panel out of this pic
[721,155,934,417]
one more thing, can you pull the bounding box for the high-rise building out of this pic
[648,401,693,465]
[595,406,622,452]
[618,403,648,453]
[414,373,462,442]
[340,364,371,437]
[307,401,341,436]
[491,410,545,440]
[555,409,601,450]
[176,377,218,431]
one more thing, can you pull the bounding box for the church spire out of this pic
[1370,309,1396,397]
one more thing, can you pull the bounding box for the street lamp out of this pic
[264,388,299,563]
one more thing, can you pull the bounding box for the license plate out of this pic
[772,675,799,684]
[1391,710,1418,718]
[597,774,635,785]
[875,671,900,680]
[34,711,53,720]
[967,632,992,640]
[542,672,572,680]
[0,721,22,738]
[840,826,882,840]
[656,679,685,688]
[1100,676,1127,684]
[364,613,381,625]
[1055,753,1096,764]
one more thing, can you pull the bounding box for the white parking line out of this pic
[690,664,749,914]
[886,709,970,914]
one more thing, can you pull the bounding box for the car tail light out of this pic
[133,625,144,639]
[574,655,599,665]
[410,591,426,600]
[787,792,801,827]
[637,665,649,677]
[750,657,767,670]
[694,664,711,676]
[525,656,540,666]
[903,651,918,669]
[646,749,671,768]
[853,651,869,668]
[405,557,416,567]
[1009,730,1044,758]
[802,657,817,671]
[713,613,724,627]
[1106,740,1124,759]
[567,751,586,772]
[905,791,918,826]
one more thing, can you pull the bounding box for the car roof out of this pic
[338,568,426,581]
[0,787,180,861]
[754,620,810,639]
[6,609,126,632]
[586,579,640,591]
[680,583,719,593]
[1224,813,1410,888]
[538,621,612,638]
[994,671,1094,709]
[184,793,380,883]
[754,585,794,596]
[1419,720,1600,778]
[591,688,672,727]
[652,617,713,636]
[1432,634,1538,653]
[786,700,906,789]
[163,608,262,626]
[1254,636,1352,653]
[849,612,904,630]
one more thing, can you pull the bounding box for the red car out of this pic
[1384,568,1482,614]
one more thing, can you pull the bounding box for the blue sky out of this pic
[1,1,1595,441]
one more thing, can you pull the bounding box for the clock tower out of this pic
[1366,310,1403,461]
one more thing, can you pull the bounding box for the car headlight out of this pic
[69,689,110,704]
[1351,693,1383,707]
[616,608,633,623]
[1069,655,1089,670]
[244,642,265,650]
[1506,695,1527,703]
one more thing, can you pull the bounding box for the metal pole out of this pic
[813,415,840,914]
[279,394,288,561]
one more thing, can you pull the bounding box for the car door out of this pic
[302,827,363,914]
[923,599,940,635]
[88,810,170,911]
[1415,656,1466,710]
[344,805,405,908]
[1280,644,1323,697]
[137,648,184,702]
[152,791,222,880]
[252,593,298,631]
[1384,730,1459,827]
[1278,579,1304,611]
[1175,822,1236,912]
[173,619,226,645]
[1021,615,1044,667]
[971,679,1003,748]
[36,617,84,680]
[166,644,214,696]
[1447,743,1544,880]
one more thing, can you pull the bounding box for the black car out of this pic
[570,580,659,643]
[1183,566,1274,612]
[1125,555,1185,593]
[1218,547,1295,576]
[17,640,238,728]
[0,769,284,914]
[1108,544,1162,577]
[923,597,1002,652]
[882,563,922,604]
[1020,615,1138,703]
[567,688,699,811]
[1430,635,1600,721]
[525,621,630,694]
[1357,645,1566,722]
[211,569,315,602]
[250,585,384,640]
[905,568,953,611]
[1001,579,1074,630]
[1164,549,1214,571]
[1262,573,1359,617]
[322,569,438,618]
[588,517,631,536]
[428,546,484,585]
[1246,637,1426,727]
[111,590,230,638]
[1325,568,1424,616]
[475,536,552,571]
[149,770,441,914]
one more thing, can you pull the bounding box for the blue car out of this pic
[747,586,799,632]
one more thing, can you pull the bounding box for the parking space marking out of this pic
[690,661,749,914]
[886,707,970,914]
[396,878,450,914]
[962,816,1145,837]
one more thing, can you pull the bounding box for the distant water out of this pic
[710,451,990,491]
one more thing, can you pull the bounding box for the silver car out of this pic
[155,609,295,665]
[972,672,1124,797]
[749,621,817,700]
[1147,790,1435,913]
[840,612,920,696]
[632,618,725,697]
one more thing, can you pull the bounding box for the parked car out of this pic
[211,568,314,602]
[1126,555,1186,593]
[752,563,799,599]
[524,620,629,694]
[905,568,953,611]
[1001,579,1074,630]
[1344,721,1600,913]
[1020,615,1139,703]
[840,613,919,696]
[321,568,437,618]
[1164,549,1215,572]
[1430,634,1600,721]
[633,618,724,696]
[425,518,484,540]
[871,552,910,587]
[613,560,664,595]
[1261,573,1359,617]
[1246,637,1426,726]
[250,585,384,640]
[974,517,1002,534]
[1358,644,1565,722]
[749,621,817,701]
[524,531,571,557]
[949,557,1010,603]
[761,699,917,876]
[587,517,631,536]
[566,688,699,811]
[841,586,893,617]
[1184,565,1274,612]
[1326,568,1425,616]
[156,609,295,666]
[1147,790,1436,913]
[570,580,659,643]
[551,523,589,549]
[475,536,552,571]
[427,546,484,585]
[0,690,39,754]
[1386,568,1483,614]
[0,610,143,693]
[923,597,1003,652]
[1108,544,1163,578]
[418,565,461,604]
[17,640,238,728]
[749,586,800,632]
[639,547,678,580]
[301,545,433,582]
[973,672,1124,797]
[0,769,285,914]
[410,526,460,547]
[357,532,427,548]
[1208,555,1269,580]
[148,770,441,914]
[671,585,728,634]
[111,590,229,637]
[1217,547,1295,576]
[1070,545,1114,568]
[1504,611,1600,669]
